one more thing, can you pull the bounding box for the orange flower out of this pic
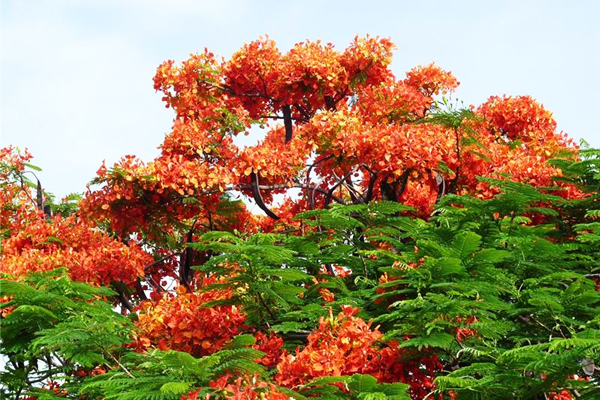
[134,277,246,357]
[275,310,441,398]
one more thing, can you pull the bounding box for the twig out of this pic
[396,169,412,200]
[294,103,312,120]
[435,174,446,204]
[105,350,135,379]
[144,252,181,271]
[282,105,293,143]
[249,172,280,219]
[236,182,345,205]
[325,169,355,207]
[114,286,133,312]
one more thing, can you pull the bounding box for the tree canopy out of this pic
[1,36,599,400]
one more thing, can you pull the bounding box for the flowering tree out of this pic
[81,37,578,239]
[1,37,599,400]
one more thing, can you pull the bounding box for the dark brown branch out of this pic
[114,286,133,312]
[305,154,334,209]
[281,332,310,343]
[380,169,412,203]
[230,183,346,205]
[344,175,360,204]
[517,314,563,337]
[325,170,355,208]
[249,172,280,219]
[282,105,293,143]
[179,218,200,288]
[258,291,277,322]
[256,71,270,98]
[364,171,377,203]
[18,175,39,209]
[310,185,318,210]
[306,154,334,181]
[294,185,347,204]
[332,87,350,106]
[144,252,181,271]
[324,95,336,111]
[178,247,192,290]
[258,114,307,122]
[324,263,335,275]
[206,81,273,101]
[397,169,412,200]
[246,258,277,324]
[36,179,44,212]
[147,275,164,293]
[435,174,446,204]
[206,209,215,230]
[294,103,311,120]
[135,280,148,301]
[380,179,398,202]
[447,168,460,194]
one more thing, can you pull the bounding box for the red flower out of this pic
[134,278,246,357]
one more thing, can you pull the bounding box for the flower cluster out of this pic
[252,331,286,368]
[275,307,441,398]
[183,374,288,400]
[82,36,581,236]
[0,147,151,286]
[1,214,149,285]
[134,279,247,357]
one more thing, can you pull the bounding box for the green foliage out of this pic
[3,150,600,400]
[186,151,600,399]
[79,346,267,400]
[0,273,275,399]
[0,270,132,398]
[294,374,411,400]
[45,192,82,216]
[191,231,311,327]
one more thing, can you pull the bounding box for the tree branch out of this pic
[294,103,312,120]
[397,169,412,200]
[179,218,200,289]
[343,174,360,203]
[380,178,398,202]
[249,172,280,219]
[364,172,378,203]
[435,174,446,204]
[325,170,355,208]
[144,252,181,271]
[18,174,39,209]
[237,182,346,205]
[103,350,135,379]
[282,105,293,143]
[135,280,148,301]
[114,285,133,312]
[324,95,336,111]
[258,114,307,122]
[35,179,44,212]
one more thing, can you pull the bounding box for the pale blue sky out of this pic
[2,0,599,198]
